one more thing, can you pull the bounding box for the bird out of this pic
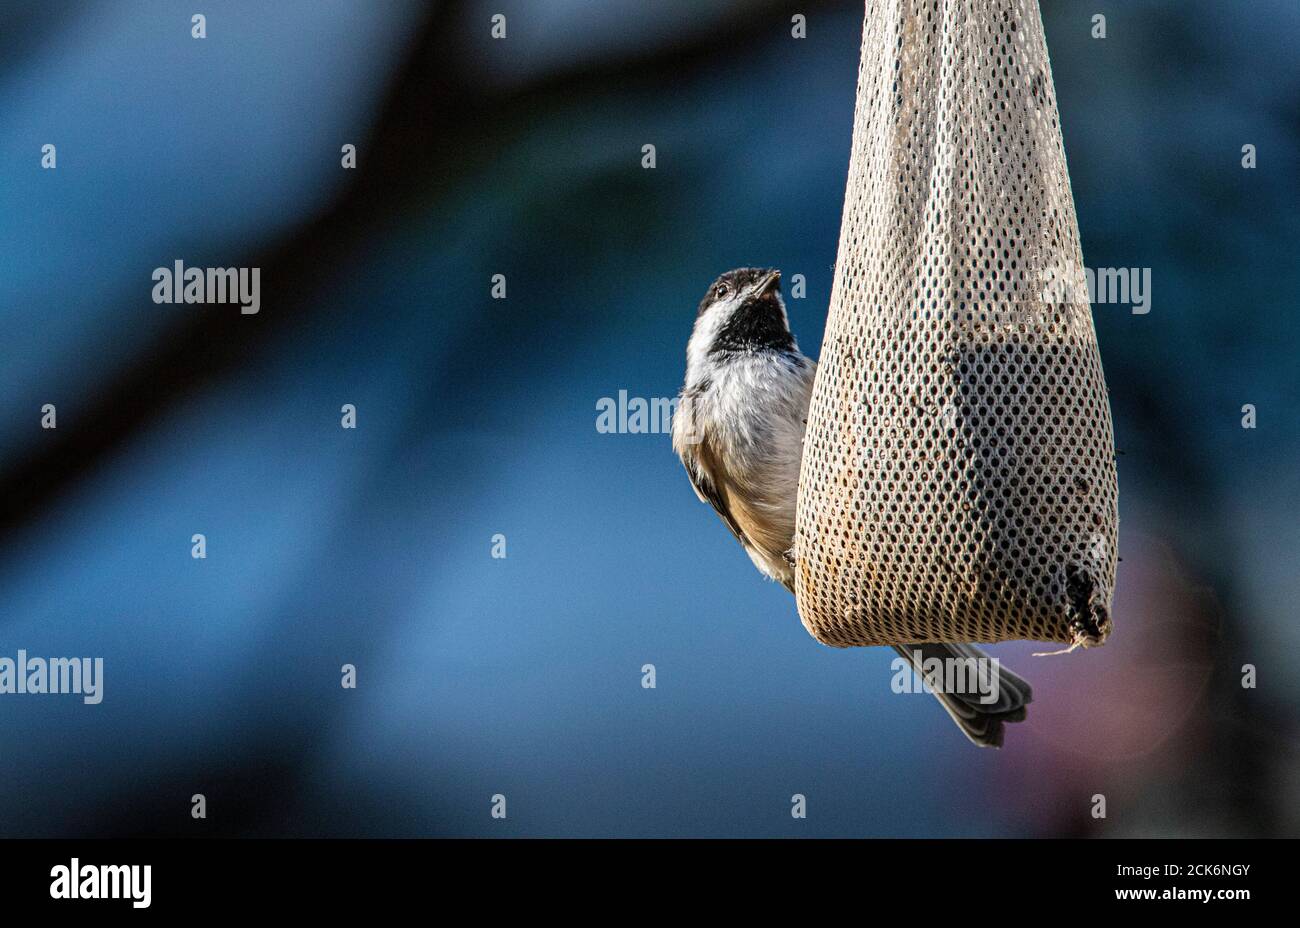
[671,267,1032,747]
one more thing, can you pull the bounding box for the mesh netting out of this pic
[793,0,1118,649]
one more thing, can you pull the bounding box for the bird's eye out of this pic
[715,284,730,299]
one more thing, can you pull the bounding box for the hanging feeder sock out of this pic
[794,0,1119,650]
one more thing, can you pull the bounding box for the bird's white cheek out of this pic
[685,302,730,378]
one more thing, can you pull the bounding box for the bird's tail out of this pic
[891,643,1032,748]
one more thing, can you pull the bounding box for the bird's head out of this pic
[689,268,794,363]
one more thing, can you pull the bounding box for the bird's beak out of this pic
[755,269,781,297]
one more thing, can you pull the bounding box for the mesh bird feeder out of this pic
[793,0,1118,649]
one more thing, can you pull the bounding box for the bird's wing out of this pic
[682,438,748,546]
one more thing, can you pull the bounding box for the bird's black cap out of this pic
[696,267,781,317]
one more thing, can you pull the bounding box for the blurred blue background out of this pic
[0,0,1296,837]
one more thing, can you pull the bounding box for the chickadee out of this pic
[672,267,1032,747]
